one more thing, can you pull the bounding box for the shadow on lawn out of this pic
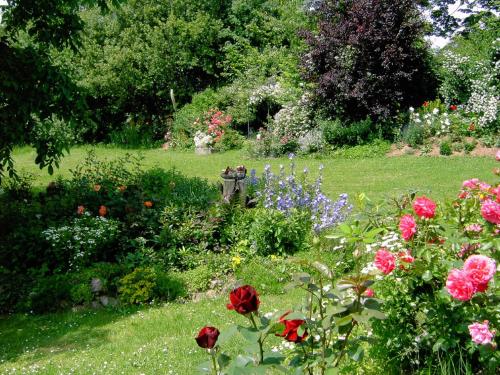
[0,306,143,363]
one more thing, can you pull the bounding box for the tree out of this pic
[426,0,499,37]
[0,1,115,181]
[302,0,437,122]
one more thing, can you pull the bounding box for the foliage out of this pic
[321,117,378,146]
[248,208,311,256]
[118,267,185,305]
[358,172,500,373]
[439,139,453,156]
[302,0,437,123]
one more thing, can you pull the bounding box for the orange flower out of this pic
[77,205,85,215]
[99,205,107,217]
[94,184,102,192]
[144,201,153,208]
[423,101,429,107]
[118,185,127,193]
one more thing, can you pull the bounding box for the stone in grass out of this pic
[91,278,103,293]
[99,295,118,307]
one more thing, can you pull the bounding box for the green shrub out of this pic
[464,140,477,153]
[321,117,377,146]
[439,140,453,156]
[248,208,311,256]
[176,264,213,293]
[212,128,246,152]
[26,274,72,313]
[118,267,185,305]
[329,140,391,159]
[402,122,424,148]
[118,267,157,305]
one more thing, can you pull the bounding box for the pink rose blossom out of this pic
[374,249,396,275]
[464,224,482,233]
[481,199,500,224]
[468,321,495,345]
[496,150,500,161]
[463,255,496,292]
[364,289,375,297]
[399,214,417,241]
[446,269,475,301]
[413,196,437,218]
[462,178,480,189]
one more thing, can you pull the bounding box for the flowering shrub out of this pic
[365,159,499,372]
[439,48,499,128]
[193,109,232,149]
[43,213,120,271]
[250,157,351,234]
[272,93,315,139]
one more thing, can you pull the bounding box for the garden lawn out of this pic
[12,145,497,200]
[0,292,305,375]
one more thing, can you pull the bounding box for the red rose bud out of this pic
[227,285,260,314]
[195,326,220,349]
[449,105,457,111]
[276,311,308,343]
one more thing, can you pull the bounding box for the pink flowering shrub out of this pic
[365,157,499,373]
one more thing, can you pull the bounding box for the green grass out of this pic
[1,145,497,374]
[0,292,302,375]
[11,145,496,200]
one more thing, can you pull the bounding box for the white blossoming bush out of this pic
[439,47,499,129]
[43,213,120,270]
[272,93,315,139]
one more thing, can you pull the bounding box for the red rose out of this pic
[227,285,260,314]
[195,326,220,349]
[276,311,308,343]
[77,205,85,215]
[98,205,107,217]
[423,101,429,107]
[449,105,457,111]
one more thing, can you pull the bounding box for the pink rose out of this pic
[462,178,480,189]
[463,255,496,292]
[374,249,396,275]
[468,321,495,345]
[446,269,475,301]
[481,199,500,224]
[364,288,375,297]
[496,150,500,161]
[399,214,417,241]
[413,196,437,219]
